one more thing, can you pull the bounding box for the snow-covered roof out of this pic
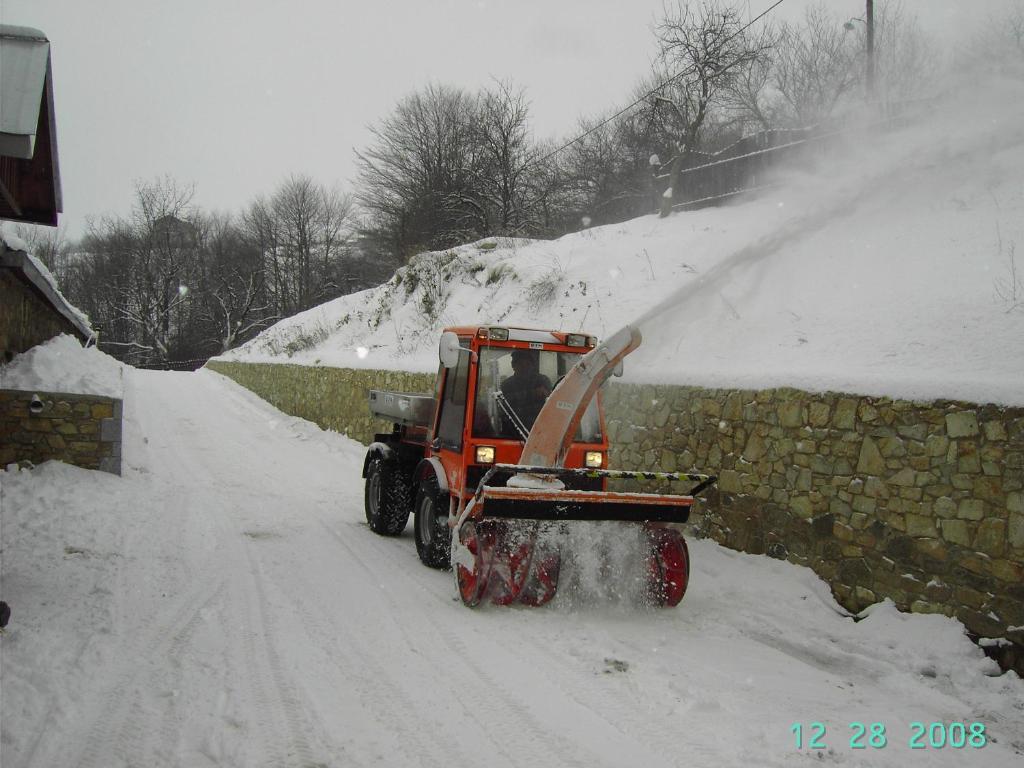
[1,234,92,342]
[0,25,50,159]
[0,24,62,225]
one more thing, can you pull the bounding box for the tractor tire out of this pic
[645,527,690,607]
[364,456,411,536]
[414,475,451,569]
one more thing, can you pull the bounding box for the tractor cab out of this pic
[430,326,608,501]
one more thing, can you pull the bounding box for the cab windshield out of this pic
[471,346,603,442]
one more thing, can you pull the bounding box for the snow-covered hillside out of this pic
[1,341,1021,767]
[221,79,1024,407]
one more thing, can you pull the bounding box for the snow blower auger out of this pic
[362,324,716,608]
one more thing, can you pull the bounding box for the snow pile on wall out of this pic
[0,334,124,398]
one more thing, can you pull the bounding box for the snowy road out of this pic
[1,368,1022,767]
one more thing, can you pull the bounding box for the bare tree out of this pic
[243,176,355,317]
[771,4,860,127]
[471,80,538,235]
[356,83,482,259]
[195,213,278,353]
[649,1,774,217]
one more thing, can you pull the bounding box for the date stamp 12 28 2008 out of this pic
[791,721,988,751]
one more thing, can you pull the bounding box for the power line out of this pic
[530,0,788,170]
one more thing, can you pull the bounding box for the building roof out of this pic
[0,24,62,225]
[0,235,92,342]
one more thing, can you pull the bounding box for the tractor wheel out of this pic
[414,476,451,569]
[645,528,690,607]
[364,456,411,536]
[455,521,487,607]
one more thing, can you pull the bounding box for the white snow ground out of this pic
[1,357,1022,767]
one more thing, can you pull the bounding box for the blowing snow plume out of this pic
[628,77,1024,407]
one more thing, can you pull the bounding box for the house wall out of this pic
[206,360,1024,672]
[0,270,76,361]
[0,389,122,475]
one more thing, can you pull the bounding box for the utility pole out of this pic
[866,0,875,100]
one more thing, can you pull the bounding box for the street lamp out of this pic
[844,0,875,101]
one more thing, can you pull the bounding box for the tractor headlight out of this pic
[566,333,587,347]
[585,451,603,468]
[476,446,496,464]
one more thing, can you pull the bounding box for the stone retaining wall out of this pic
[205,361,435,444]
[207,361,1024,670]
[603,384,1024,670]
[0,389,123,474]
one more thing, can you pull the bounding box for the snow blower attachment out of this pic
[363,324,716,608]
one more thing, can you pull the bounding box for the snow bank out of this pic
[0,334,125,398]
[219,79,1024,406]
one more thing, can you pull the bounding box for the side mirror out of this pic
[438,332,462,369]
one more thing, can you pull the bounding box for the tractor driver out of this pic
[499,349,552,436]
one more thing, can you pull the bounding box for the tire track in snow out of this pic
[273,566,462,768]
[240,540,326,768]
[65,580,225,768]
[316,518,597,768]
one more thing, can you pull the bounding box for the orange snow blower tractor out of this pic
[362,324,716,607]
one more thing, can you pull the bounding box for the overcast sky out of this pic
[0,0,1016,239]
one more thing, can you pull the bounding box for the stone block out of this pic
[100,417,121,442]
[778,401,804,428]
[742,433,767,462]
[808,402,831,427]
[834,399,858,429]
[863,477,888,498]
[90,403,114,419]
[833,521,855,541]
[983,420,1008,441]
[878,436,906,458]
[790,497,813,519]
[853,497,878,518]
[958,442,981,474]
[946,411,979,438]
[933,495,954,520]
[1010,515,1024,549]
[857,437,886,475]
[858,402,879,423]
[958,554,991,576]
[905,514,938,537]
[973,477,1003,503]
[854,586,876,604]
[957,499,985,520]
[939,519,971,546]
[974,519,1006,557]
[811,456,834,475]
[888,468,916,487]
